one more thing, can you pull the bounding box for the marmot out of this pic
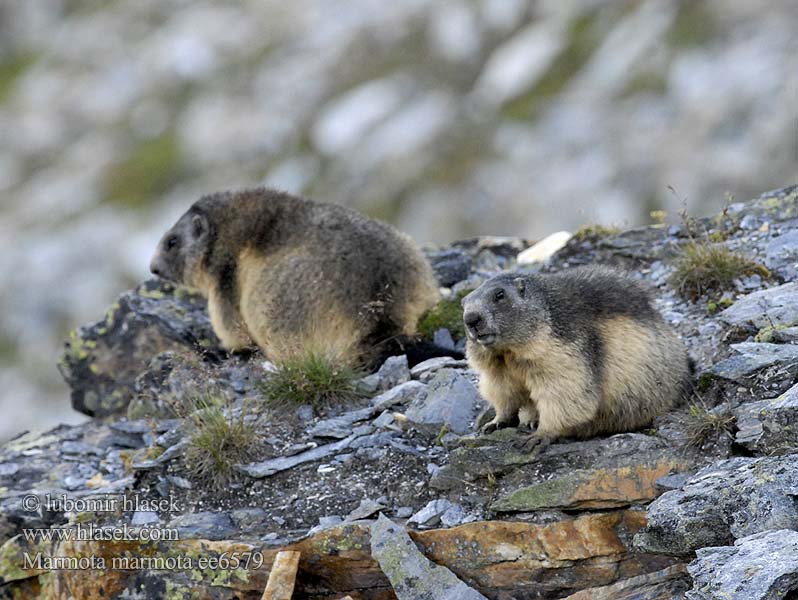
[149,188,440,367]
[463,266,691,447]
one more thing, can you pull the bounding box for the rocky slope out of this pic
[3,0,798,442]
[1,186,798,599]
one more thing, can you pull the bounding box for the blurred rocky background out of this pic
[0,0,796,442]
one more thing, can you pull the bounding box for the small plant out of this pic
[183,396,260,491]
[684,402,735,450]
[417,290,471,339]
[260,352,361,408]
[670,242,769,300]
[572,223,621,241]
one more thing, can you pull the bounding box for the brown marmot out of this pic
[149,188,440,366]
[462,266,691,447]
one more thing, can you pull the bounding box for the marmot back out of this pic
[149,188,440,366]
[463,266,691,441]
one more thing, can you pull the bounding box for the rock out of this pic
[345,498,386,522]
[517,231,572,264]
[433,327,456,350]
[428,248,472,287]
[635,455,798,556]
[686,530,798,600]
[166,511,238,540]
[708,342,798,382]
[130,510,159,526]
[240,432,364,478]
[410,356,468,380]
[372,355,411,391]
[404,368,483,434]
[58,279,218,417]
[562,564,690,600]
[407,499,465,529]
[718,282,798,329]
[370,513,489,600]
[435,433,697,512]
[734,382,798,454]
[308,380,427,438]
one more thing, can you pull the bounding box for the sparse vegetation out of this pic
[260,352,362,408]
[183,395,260,491]
[684,402,735,449]
[103,132,183,208]
[572,223,621,241]
[670,242,769,300]
[417,290,471,339]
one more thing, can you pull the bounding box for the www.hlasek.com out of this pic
[18,492,265,572]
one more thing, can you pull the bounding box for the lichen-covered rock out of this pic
[635,456,798,556]
[562,564,690,600]
[58,279,218,417]
[435,433,699,512]
[734,382,798,455]
[686,530,798,600]
[371,514,488,600]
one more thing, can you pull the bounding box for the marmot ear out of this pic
[513,277,526,297]
[191,214,208,240]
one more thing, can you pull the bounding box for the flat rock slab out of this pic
[371,513,488,600]
[734,382,798,454]
[686,529,798,600]
[562,564,690,600]
[635,455,798,556]
[435,432,697,511]
[404,368,483,434]
[719,281,798,329]
[709,342,798,382]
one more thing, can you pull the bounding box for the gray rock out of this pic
[709,342,798,382]
[635,455,798,556]
[167,511,237,540]
[410,356,468,380]
[345,498,386,521]
[405,368,483,434]
[58,279,218,417]
[373,355,411,391]
[131,510,159,526]
[370,514,488,600]
[433,328,456,351]
[394,506,414,519]
[734,382,798,454]
[407,499,467,529]
[0,463,20,477]
[428,249,472,287]
[719,282,798,329]
[307,380,425,438]
[308,515,344,535]
[239,433,363,478]
[686,530,798,600]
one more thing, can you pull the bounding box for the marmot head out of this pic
[150,207,211,290]
[462,274,546,350]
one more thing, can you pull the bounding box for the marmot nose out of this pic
[149,260,163,277]
[464,311,483,330]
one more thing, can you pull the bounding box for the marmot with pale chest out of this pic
[150,188,441,367]
[462,266,691,447]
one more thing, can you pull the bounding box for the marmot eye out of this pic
[493,289,505,302]
[166,236,179,250]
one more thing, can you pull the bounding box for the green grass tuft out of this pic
[684,402,735,450]
[183,395,260,491]
[417,290,471,339]
[670,242,769,300]
[0,53,37,104]
[260,352,361,408]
